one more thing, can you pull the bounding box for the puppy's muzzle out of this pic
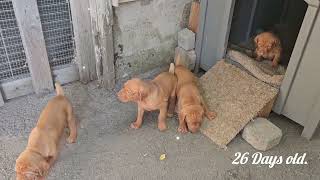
[189,127,199,133]
[117,90,128,102]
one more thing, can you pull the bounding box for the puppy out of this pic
[174,55,216,133]
[15,83,77,180]
[117,64,177,131]
[254,32,282,67]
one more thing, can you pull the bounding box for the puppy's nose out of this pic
[117,91,127,102]
[190,128,199,133]
[117,90,124,96]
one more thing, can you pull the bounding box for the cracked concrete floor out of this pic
[0,80,320,180]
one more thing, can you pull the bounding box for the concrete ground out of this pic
[1,74,320,180]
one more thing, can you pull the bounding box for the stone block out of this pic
[178,28,195,50]
[174,47,196,70]
[242,117,282,151]
[187,50,196,70]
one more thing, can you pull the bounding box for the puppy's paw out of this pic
[130,122,141,129]
[178,126,188,133]
[158,122,167,131]
[67,136,76,144]
[206,111,217,121]
[38,176,46,180]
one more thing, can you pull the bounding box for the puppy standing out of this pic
[254,32,282,67]
[15,83,77,180]
[117,65,177,131]
[174,55,216,133]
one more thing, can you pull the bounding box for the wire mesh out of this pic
[0,0,30,82]
[37,0,75,68]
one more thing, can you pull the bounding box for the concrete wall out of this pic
[113,0,192,79]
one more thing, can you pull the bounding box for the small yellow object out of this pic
[159,154,166,160]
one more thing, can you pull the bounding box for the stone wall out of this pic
[113,0,192,79]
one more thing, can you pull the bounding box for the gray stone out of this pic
[175,46,188,65]
[242,117,282,151]
[187,50,196,70]
[113,0,191,79]
[178,28,195,50]
[0,94,4,107]
[175,47,196,70]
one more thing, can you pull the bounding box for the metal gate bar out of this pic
[0,0,29,83]
[37,0,75,69]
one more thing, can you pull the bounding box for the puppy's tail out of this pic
[169,63,175,74]
[55,82,64,96]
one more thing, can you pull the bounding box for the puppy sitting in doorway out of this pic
[174,54,217,133]
[254,32,282,67]
[117,64,177,131]
[15,83,77,180]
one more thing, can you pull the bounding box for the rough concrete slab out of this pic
[226,50,285,87]
[242,117,282,151]
[0,79,320,179]
[178,28,195,50]
[199,60,278,148]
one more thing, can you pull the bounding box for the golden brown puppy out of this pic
[117,64,177,131]
[174,55,216,133]
[15,83,77,180]
[254,32,282,67]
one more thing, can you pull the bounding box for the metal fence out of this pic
[0,0,75,83]
[0,0,29,82]
[37,0,75,69]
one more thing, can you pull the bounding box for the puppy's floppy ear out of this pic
[254,35,260,45]
[15,161,28,173]
[131,87,146,101]
[15,162,38,178]
[138,86,147,101]
[271,38,280,47]
[36,160,50,177]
